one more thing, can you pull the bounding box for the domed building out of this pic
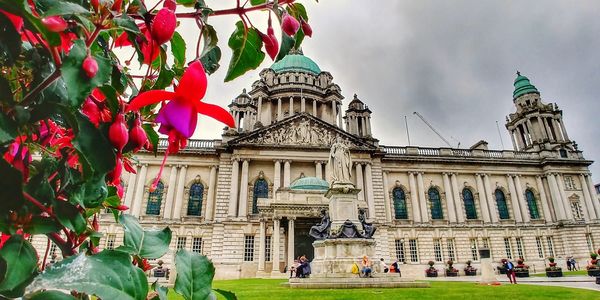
[46,52,598,279]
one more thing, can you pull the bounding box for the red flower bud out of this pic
[42,16,68,33]
[108,156,122,185]
[109,114,129,152]
[91,0,99,12]
[82,56,98,79]
[92,215,99,231]
[281,13,300,36]
[163,0,177,11]
[115,205,129,211]
[301,20,312,37]
[116,183,124,198]
[151,8,176,45]
[112,0,123,11]
[82,98,100,127]
[129,118,148,152]
[261,28,279,60]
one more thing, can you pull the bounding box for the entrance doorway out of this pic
[294,218,318,261]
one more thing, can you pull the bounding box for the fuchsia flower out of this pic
[127,61,234,189]
[281,13,300,36]
[3,136,32,180]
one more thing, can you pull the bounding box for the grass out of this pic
[166,279,598,300]
[531,270,588,277]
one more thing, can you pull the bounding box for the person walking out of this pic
[502,259,517,284]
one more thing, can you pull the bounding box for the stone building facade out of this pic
[34,53,599,279]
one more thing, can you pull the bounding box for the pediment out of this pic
[228,113,376,150]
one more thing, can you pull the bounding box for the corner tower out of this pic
[344,94,373,138]
[505,72,575,156]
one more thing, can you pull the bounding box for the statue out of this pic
[358,209,376,238]
[331,219,362,238]
[309,209,331,240]
[328,137,352,185]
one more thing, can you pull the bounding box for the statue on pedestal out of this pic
[331,219,362,238]
[309,209,331,240]
[328,137,352,185]
[358,209,376,238]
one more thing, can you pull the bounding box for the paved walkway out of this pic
[426,275,600,292]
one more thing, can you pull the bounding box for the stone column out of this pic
[238,160,249,217]
[172,165,187,219]
[475,174,491,223]
[483,174,498,223]
[585,174,600,218]
[277,98,282,121]
[513,175,530,223]
[132,164,148,217]
[515,128,525,150]
[287,217,295,268]
[547,173,566,220]
[553,118,564,141]
[312,99,317,116]
[364,163,376,219]
[273,160,281,191]
[442,173,457,223]
[271,218,281,274]
[258,219,266,272]
[266,99,272,125]
[205,166,218,221]
[416,172,429,222]
[257,97,263,123]
[355,163,365,201]
[510,131,517,150]
[408,172,421,222]
[556,174,573,219]
[507,175,523,222]
[123,168,138,208]
[331,100,337,125]
[163,165,179,219]
[535,175,553,222]
[450,173,465,223]
[289,97,294,116]
[228,159,240,217]
[301,97,306,112]
[543,118,553,140]
[338,104,343,128]
[283,160,291,187]
[382,171,392,222]
[558,120,570,141]
[315,161,323,179]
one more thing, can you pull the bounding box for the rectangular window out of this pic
[546,236,555,257]
[192,237,202,253]
[433,239,443,262]
[106,234,116,250]
[482,237,490,249]
[515,237,524,259]
[470,238,479,261]
[503,238,513,259]
[535,237,544,258]
[176,237,187,250]
[50,243,58,257]
[586,233,595,253]
[244,236,255,262]
[395,240,405,263]
[447,239,456,262]
[265,236,272,262]
[409,239,418,262]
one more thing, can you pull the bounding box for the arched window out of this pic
[146,181,164,215]
[428,188,443,219]
[252,179,269,214]
[463,188,477,219]
[495,189,509,219]
[393,187,408,219]
[187,183,204,216]
[526,189,540,219]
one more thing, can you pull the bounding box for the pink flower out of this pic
[151,8,176,45]
[301,20,312,37]
[127,61,234,188]
[281,13,300,36]
[41,16,67,32]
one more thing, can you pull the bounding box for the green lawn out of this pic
[532,270,588,277]
[166,279,598,300]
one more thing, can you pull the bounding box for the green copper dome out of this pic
[290,176,329,191]
[271,54,321,75]
[513,72,539,99]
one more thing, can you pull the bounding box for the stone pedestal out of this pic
[325,183,361,229]
[311,238,375,276]
[479,257,499,284]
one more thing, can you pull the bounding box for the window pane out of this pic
[526,190,539,219]
[244,236,255,261]
[428,188,443,219]
[495,189,510,219]
[393,188,408,219]
[252,179,269,214]
[463,189,477,219]
[187,183,204,216]
[146,181,164,215]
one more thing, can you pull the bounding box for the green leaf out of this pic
[0,235,38,298]
[0,158,24,211]
[249,0,266,6]
[154,53,175,90]
[224,21,265,82]
[200,24,218,58]
[60,40,111,108]
[200,46,221,75]
[289,3,308,21]
[41,1,89,17]
[142,124,159,155]
[275,34,295,61]
[213,289,237,300]
[150,281,169,300]
[294,27,305,51]
[25,290,77,300]
[113,15,141,34]
[171,31,186,68]
[54,199,87,234]
[0,113,17,145]
[28,250,149,300]
[120,214,172,259]
[176,0,196,7]
[72,113,116,178]
[0,0,61,46]
[0,12,22,66]
[0,76,12,104]
[25,216,61,234]
[174,250,215,300]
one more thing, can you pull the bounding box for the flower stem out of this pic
[20,69,61,107]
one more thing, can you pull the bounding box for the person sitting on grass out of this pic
[361,256,373,278]
[296,255,311,278]
[289,257,300,278]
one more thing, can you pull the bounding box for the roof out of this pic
[290,176,329,191]
[271,54,322,75]
[513,71,539,99]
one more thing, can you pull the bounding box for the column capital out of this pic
[288,216,296,221]
[272,216,281,221]
[273,159,282,163]
[210,165,219,170]
[284,160,292,164]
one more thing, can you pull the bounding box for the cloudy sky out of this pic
[171,0,600,182]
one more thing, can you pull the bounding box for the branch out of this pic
[46,232,76,257]
[20,69,61,107]
[176,0,295,18]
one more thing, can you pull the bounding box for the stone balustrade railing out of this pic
[380,145,583,160]
[155,138,217,153]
